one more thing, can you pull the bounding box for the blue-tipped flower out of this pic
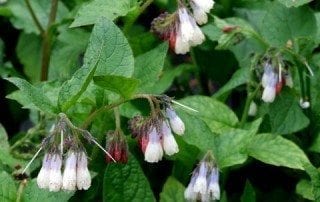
[165,107,185,135]
[48,153,63,192]
[37,153,51,189]
[208,168,220,200]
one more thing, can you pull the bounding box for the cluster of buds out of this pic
[261,61,293,103]
[185,151,220,201]
[22,113,114,192]
[105,130,128,163]
[129,97,185,163]
[151,0,214,54]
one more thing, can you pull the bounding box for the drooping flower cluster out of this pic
[261,61,293,103]
[21,113,114,192]
[151,0,214,54]
[129,100,185,163]
[105,130,128,163]
[185,151,220,201]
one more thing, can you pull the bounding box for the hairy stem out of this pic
[114,107,121,130]
[16,179,27,202]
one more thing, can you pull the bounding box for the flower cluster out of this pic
[21,113,113,192]
[129,103,185,163]
[151,0,214,54]
[37,149,91,191]
[261,61,293,103]
[105,130,128,163]
[185,151,220,201]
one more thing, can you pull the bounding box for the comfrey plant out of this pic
[151,0,214,54]
[185,151,220,202]
[23,113,115,192]
[129,96,185,163]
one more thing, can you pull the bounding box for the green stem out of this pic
[81,94,156,129]
[24,0,44,35]
[114,107,121,130]
[16,180,27,202]
[40,0,58,81]
[239,85,260,127]
[297,63,306,99]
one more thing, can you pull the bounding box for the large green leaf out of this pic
[160,177,185,202]
[133,43,169,93]
[177,96,239,134]
[247,133,309,170]
[268,89,309,134]
[70,0,138,27]
[103,154,155,202]
[0,172,16,202]
[58,18,134,112]
[6,77,58,114]
[23,179,74,202]
[93,75,139,98]
[277,0,312,7]
[7,0,68,34]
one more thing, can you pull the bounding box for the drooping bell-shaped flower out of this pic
[161,120,179,156]
[184,172,198,201]
[48,153,63,192]
[144,127,163,163]
[62,151,77,191]
[178,7,195,42]
[193,162,208,194]
[37,153,51,189]
[76,152,91,190]
[166,107,185,135]
[208,168,220,200]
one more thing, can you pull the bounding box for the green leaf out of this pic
[213,67,250,98]
[59,18,134,112]
[6,77,57,114]
[277,0,312,7]
[0,124,9,151]
[93,75,140,98]
[268,89,309,135]
[23,179,74,202]
[241,181,256,202]
[177,96,239,134]
[103,154,155,202]
[247,133,309,170]
[0,171,17,202]
[70,0,138,27]
[133,43,169,93]
[296,179,314,200]
[160,177,185,202]
[16,33,41,82]
[7,0,68,34]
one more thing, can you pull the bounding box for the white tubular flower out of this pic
[262,86,276,103]
[77,152,91,190]
[166,107,185,135]
[189,19,205,46]
[208,168,220,200]
[145,127,163,163]
[193,162,208,194]
[178,8,195,42]
[62,151,77,191]
[248,101,257,116]
[191,2,208,25]
[262,63,274,88]
[191,0,214,13]
[175,29,190,54]
[184,172,198,201]
[162,121,179,156]
[48,153,63,192]
[299,99,310,109]
[37,153,51,189]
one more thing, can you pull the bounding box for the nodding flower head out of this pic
[106,130,128,163]
[185,151,220,201]
[48,152,63,192]
[261,62,279,103]
[62,151,78,191]
[37,153,51,189]
[165,106,185,135]
[144,126,164,163]
[161,120,179,156]
[76,152,91,190]
[190,0,215,25]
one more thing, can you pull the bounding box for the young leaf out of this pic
[70,0,138,27]
[133,42,169,93]
[103,154,155,202]
[0,172,16,201]
[6,77,58,114]
[247,133,310,170]
[93,75,140,98]
[23,179,74,202]
[160,177,185,202]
